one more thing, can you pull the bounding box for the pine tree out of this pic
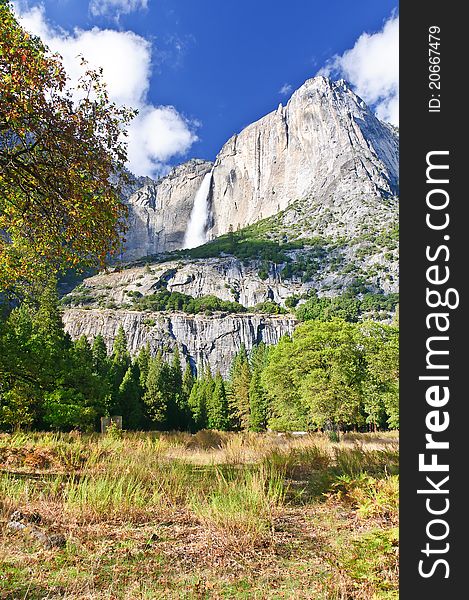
[182,363,195,400]
[229,345,251,429]
[34,279,66,350]
[165,347,184,430]
[187,365,214,431]
[171,347,183,390]
[119,365,144,430]
[200,365,215,429]
[73,335,93,369]
[208,373,229,430]
[249,369,268,432]
[112,325,130,367]
[248,343,270,431]
[171,347,192,430]
[92,335,109,377]
[109,325,131,412]
[32,279,68,387]
[143,352,170,427]
[188,381,202,430]
[136,343,151,389]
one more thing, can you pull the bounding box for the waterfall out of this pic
[183,170,213,249]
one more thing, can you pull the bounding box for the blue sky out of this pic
[14,0,398,177]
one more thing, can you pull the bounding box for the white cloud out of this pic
[127,106,198,175]
[89,0,148,20]
[319,15,399,125]
[13,2,197,177]
[278,83,292,96]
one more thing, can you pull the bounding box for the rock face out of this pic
[119,76,399,260]
[207,76,398,240]
[62,309,296,377]
[64,247,398,314]
[121,159,212,261]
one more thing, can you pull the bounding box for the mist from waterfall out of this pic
[183,170,213,249]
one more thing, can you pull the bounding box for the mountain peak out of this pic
[120,76,398,262]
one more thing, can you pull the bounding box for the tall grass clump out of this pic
[63,474,158,521]
[333,446,399,477]
[191,465,285,547]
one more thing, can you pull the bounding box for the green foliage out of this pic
[143,353,170,427]
[249,370,268,432]
[207,373,230,431]
[285,295,300,309]
[136,343,151,388]
[295,291,399,323]
[118,366,145,430]
[130,289,246,315]
[250,301,287,315]
[43,388,96,431]
[262,319,399,431]
[0,382,38,431]
[0,277,399,434]
[248,343,270,432]
[228,345,251,430]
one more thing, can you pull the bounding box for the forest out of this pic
[0,281,398,434]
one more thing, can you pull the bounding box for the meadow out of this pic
[0,431,399,599]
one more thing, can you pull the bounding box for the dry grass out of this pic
[0,431,399,599]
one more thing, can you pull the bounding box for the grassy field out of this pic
[0,431,399,599]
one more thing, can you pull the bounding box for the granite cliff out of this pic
[122,159,212,261]
[62,309,296,377]
[121,76,398,260]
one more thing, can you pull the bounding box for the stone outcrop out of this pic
[207,76,398,240]
[62,309,296,377]
[65,246,398,313]
[121,159,212,261]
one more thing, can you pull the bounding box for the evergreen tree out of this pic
[119,365,145,430]
[182,363,195,400]
[32,279,68,388]
[171,347,183,390]
[73,335,93,369]
[248,343,270,432]
[178,363,194,430]
[143,352,170,428]
[109,325,131,413]
[92,335,109,377]
[187,364,214,430]
[136,343,151,388]
[166,347,185,429]
[208,373,229,430]
[33,279,66,349]
[188,380,203,431]
[112,325,130,367]
[228,345,251,429]
[200,365,215,429]
[249,369,268,432]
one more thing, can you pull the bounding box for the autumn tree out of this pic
[0,2,134,289]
